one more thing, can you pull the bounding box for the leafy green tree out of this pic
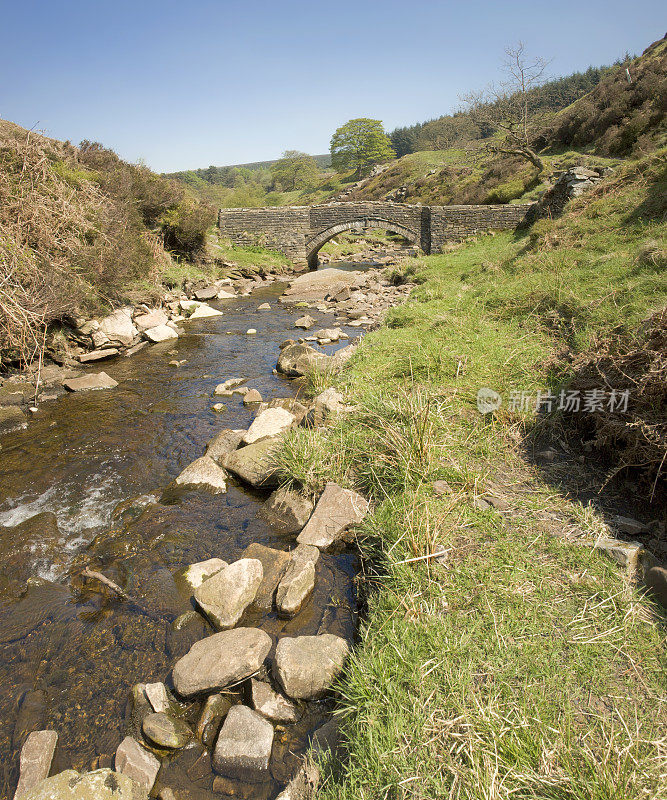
[270,150,319,191]
[330,119,395,178]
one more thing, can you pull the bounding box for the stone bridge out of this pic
[218,201,533,267]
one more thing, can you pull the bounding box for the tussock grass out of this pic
[276,149,667,799]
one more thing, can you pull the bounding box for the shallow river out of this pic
[0,272,365,799]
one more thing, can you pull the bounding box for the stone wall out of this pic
[218,201,534,266]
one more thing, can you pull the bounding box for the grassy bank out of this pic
[277,151,666,798]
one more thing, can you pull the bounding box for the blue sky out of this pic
[1,1,664,172]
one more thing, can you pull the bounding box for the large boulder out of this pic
[273,634,349,700]
[222,438,280,487]
[175,456,228,492]
[249,678,298,723]
[172,628,272,697]
[276,545,319,617]
[99,308,138,346]
[115,736,160,792]
[15,730,58,799]
[143,324,178,343]
[205,429,244,463]
[20,769,147,800]
[242,407,296,445]
[277,344,329,378]
[193,558,263,629]
[63,372,118,392]
[259,487,314,534]
[212,706,274,782]
[240,543,290,610]
[297,482,369,549]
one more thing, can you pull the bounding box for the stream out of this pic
[0,268,369,799]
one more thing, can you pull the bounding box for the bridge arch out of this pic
[305,218,420,269]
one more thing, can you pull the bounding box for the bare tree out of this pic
[462,43,549,172]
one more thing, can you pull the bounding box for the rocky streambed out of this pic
[0,262,415,800]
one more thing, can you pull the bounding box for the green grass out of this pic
[275,150,667,799]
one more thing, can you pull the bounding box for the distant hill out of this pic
[164,154,331,185]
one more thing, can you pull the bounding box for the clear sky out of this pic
[1,0,664,172]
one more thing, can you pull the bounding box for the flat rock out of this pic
[195,285,219,301]
[240,543,290,609]
[212,706,274,782]
[99,308,138,346]
[142,712,191,749]
[63,372,118,392]
[273,634,349,700]
[134,310,168,331]
[297,482,369,549]
[222,438,280,487]
[276,545,319,617]
[144,682,169,713]
[189,303,223,319]
[20,769,148,800]
[173,628,272,697]
[242,407,295,445]
[175,456,228,492]
[143,324,178,343]
[314,328,342,342]
[249,678,298,723]
[0,405,27,435]
[115,736,161,791]
[258,487,314,534]
[193,558,263,629]
[282,268,360,303]
[183,558,228,589]
[78,348,119,363]
[15,730,58,799]
[205,429,244,463]
[294,315,316,330]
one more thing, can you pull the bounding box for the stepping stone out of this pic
[193,558,263,629]
[297,482,369,549]
[222,438,280,487]
[175,456,228,492]
[15,730,58,799]
[63,372,118,392]
[242,407,295,445]
[212,706,274,782]
[259,486,314,534]
[273,634,349,700]
[172,628,272,697]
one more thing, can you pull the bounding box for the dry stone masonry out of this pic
[218,201,533,267]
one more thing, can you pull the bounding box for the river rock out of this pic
[134,310,168,331]
[20,769,148,800]
[212,706,274,782]
[276,344,328,377]
[242,407,295,445]
[330,343,357,371]
[78,348,119,363]
[311,387,347,425]
[99,308,138,346]
[115,736,160,791]
[240,543,290,609]
[143,324,178,343]
[91,329,112,349]
[217,288,236,299]
[310,718,341,756]
[273,634,349,700]
[257,302,271,310]
[281,268,360,303]
[142,712,192,749]
[294,315,316,330]
[195,285,219,301]
[205,429,244,463]
[274,761,320,800]
[297,482,369,549]
[175,456,228,492]
[183,558,228,589]
[197,694,232,748]
[258,487,314,534]
[190,303,223,319]
[314,328,342,342]
[15,730,58,799]
[193,558,263,629]
[276,545,319,617]
[144,682,169,713]
[0,405,27,435]
[222,438,280,487]
[243,389,263,404]
[249,679,298,723]
[63,372,118,392]
[172,628,272,697]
